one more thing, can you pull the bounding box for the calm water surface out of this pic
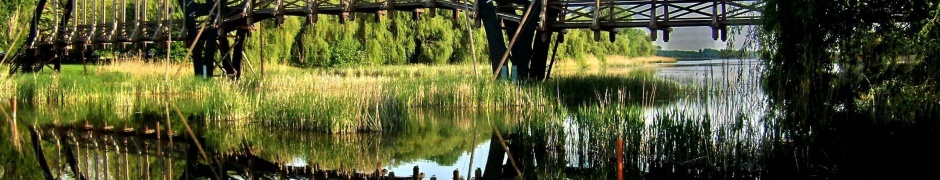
[384,59,768,178]
[8,59,772,179]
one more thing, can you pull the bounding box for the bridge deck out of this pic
[31,0,761,47]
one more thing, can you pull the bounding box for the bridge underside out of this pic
[13,0,761,80]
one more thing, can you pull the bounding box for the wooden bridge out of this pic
[12,0,762,79]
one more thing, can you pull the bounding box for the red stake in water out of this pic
[617,138,624,180]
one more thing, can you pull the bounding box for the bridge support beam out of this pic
[497,0,542,80]
[482,0,559,81]
[219,33,233,75]
[477,0,508,78]
[191,39,207,76]
[530,31,553,80]
[222,29,248,78]
[530,1,560,81]
[205,36,218,78]
[194,29,219,78]
[181,0,201,76]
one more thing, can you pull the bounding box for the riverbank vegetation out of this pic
[760,0,940,178]
[4,0,938,179]
[0,60,686,133]
[0,2,676,178]
[655,48,758,60]
[0,0,672,136]
[240,13,656,67]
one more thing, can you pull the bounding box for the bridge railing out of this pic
[30,0,196,46]
[548,0,762,30]
[27,0,763,48]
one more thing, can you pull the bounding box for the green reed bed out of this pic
[3,70,218,128]
[514,109,570,175]
[558,105,764,179]
[646,110,763,179]
[546,71,688,107]
[1,62,692,134]
[1,62,741,179]
[386,76,553,108]
[0,63,687,134]
[550,63,767,179]
[644,67,765,178]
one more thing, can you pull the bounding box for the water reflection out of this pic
[7,58,934,179]
[20,108,541,179]
[649,59,767,123]
[5,60,764,179]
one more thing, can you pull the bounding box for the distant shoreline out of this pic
[623,56,680,64]
[674,58,711,61]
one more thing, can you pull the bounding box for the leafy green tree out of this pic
[416,16,456,64]
[0,1,657,67]
[0,0,36,54]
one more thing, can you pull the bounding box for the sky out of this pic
[651,26,757,51]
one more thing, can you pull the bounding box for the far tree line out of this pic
[656,48,758,60]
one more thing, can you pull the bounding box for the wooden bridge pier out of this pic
[478,0,509,78]
[479,0,562,81]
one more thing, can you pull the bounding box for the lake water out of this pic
[381,59,770,178]
[9,58,932,179]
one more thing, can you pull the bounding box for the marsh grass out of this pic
[1,59,714,179]
[552,56,676,76]
[12,57,932,179]
[3,56,796,180]
[2,61,686,133]
[549,59,768,179]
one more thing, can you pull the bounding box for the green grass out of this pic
[5,57,935,179]
[0,62,686,133]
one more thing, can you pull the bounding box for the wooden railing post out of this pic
[592,0,600,41]
[649,0,658,41]
[712,0,719,40]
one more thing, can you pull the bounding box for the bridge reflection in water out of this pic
[15,0,761,79]
[25,108,566,179]
[24,104,770,179]
[30,125,500,179]
[31,127,416,179]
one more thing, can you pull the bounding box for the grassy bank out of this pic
[552,55,677,76]
[0,61,686,133]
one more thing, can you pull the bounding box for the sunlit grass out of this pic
[552,55,676,76]
[0,61,686,133]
